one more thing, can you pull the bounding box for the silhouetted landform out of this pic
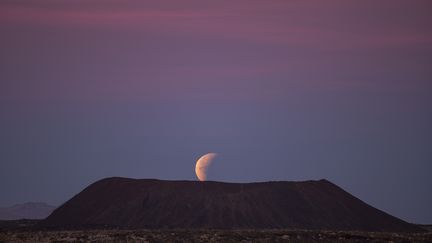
[41,178,423,232]
[417,224,432,232]
[0,202,55,220]
[0,219,40,230]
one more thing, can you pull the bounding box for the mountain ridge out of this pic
[0,202,56,220]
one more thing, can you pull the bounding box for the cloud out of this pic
[1,0,431,102]
[1,0,431,49]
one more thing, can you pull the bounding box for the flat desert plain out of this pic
[1,229,432,242]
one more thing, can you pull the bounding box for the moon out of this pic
[195,153,217,181]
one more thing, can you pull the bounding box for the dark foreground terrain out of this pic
[1,229,431,242]
[1,220,431,242]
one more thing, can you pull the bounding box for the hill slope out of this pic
[41,178,421,232]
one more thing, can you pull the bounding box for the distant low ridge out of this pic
[0,202,56,220]
[41,178,422,232]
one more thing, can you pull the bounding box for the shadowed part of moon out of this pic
[195,153,217,181]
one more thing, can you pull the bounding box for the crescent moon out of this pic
[195,153,217,181]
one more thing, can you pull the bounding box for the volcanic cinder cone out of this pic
[41,177,423,232]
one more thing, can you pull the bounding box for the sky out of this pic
[0,0,431,223]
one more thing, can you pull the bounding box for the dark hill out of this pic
[41,177,422,232]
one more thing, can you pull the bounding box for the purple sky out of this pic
[1,0,431,223]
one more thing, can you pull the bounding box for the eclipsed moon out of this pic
[195,153,217,181]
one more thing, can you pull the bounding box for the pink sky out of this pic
[1,0,431,102]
